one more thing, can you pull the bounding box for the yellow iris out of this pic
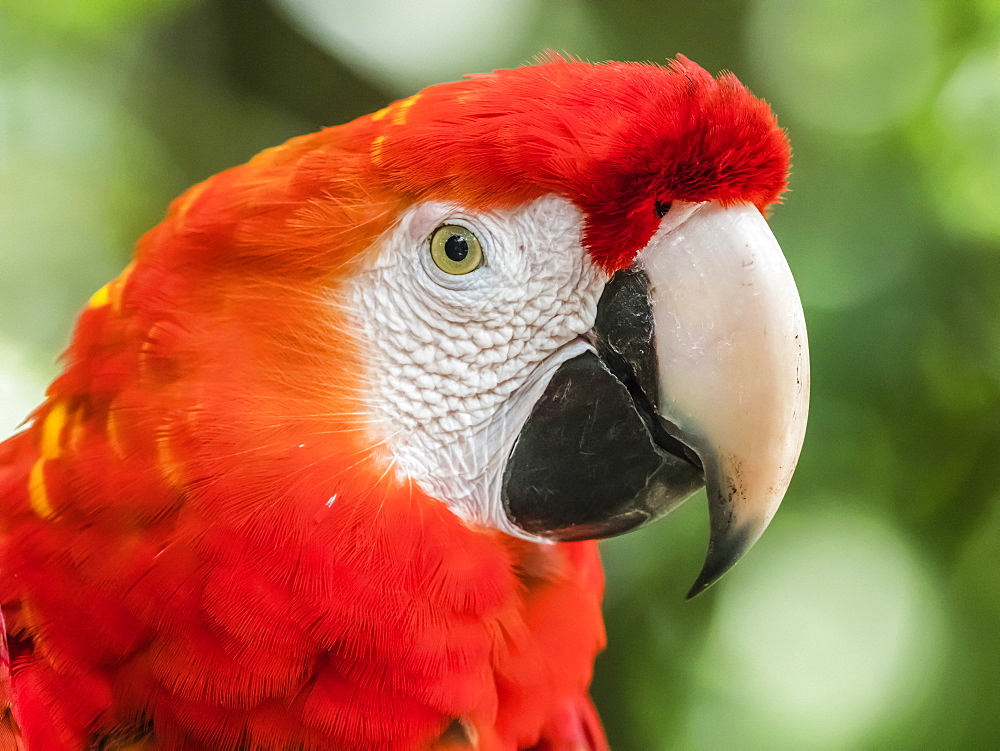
[429,225,483,275]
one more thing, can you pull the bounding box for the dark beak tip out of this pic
[685,558,730,599]
[685,519,757,599]
[685,577,711,601]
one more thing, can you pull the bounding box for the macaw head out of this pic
[115,55,806,596]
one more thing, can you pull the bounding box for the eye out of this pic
[429,224,483,275]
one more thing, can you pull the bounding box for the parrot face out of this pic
[351,190,807,596]
[352,194,606,535]
[0,55,808,749]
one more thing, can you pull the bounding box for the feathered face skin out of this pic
[0,56,806,749]
[353,195,605,535]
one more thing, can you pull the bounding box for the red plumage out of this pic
[0,56,789,749]
[367,54,788,271]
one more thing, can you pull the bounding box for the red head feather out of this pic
[149,54,789,283]
[358,54,790,272]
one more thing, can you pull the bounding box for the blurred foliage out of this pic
[1,0,999,747]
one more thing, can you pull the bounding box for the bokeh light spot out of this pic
[0,57,173,352]
[687,507,944,749]
[274,0,537,92]
[0,339,51,440]
[923,47,1000,244]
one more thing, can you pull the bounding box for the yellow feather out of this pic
[371,135,387,165]
[28,459,55,518]
[88,283,111,309]
[41,401,67,459]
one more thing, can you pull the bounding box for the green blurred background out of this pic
[1,0,998,747]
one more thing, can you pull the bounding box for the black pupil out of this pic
[444,233,469,263]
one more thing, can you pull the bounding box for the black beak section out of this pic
[500,267,704,542]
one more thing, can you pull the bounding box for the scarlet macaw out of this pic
[0,56,808,749]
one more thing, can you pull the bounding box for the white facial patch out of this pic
[349,194,606,537]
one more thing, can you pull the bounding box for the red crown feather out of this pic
[153,55,789,285]
[357,54,790,272]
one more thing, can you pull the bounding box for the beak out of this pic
[501,201,809,597]
[639,202,809,596]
